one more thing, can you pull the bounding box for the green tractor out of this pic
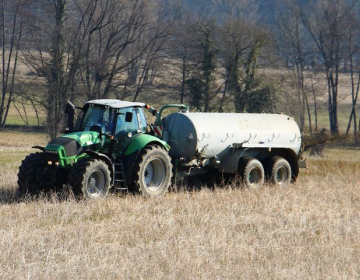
[18,99,187,199]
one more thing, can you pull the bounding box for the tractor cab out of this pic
[67,99,147,156]
[77,100,146,134]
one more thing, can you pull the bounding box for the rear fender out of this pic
[124,134,169,156]
[122,134,170,185]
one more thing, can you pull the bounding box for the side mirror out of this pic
[125,112,133,123]
[65,100,75,133]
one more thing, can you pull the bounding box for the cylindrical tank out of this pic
[163,112,301,161]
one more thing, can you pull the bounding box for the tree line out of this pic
[0,0,359,140]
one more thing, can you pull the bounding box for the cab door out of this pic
[114,107,140,155]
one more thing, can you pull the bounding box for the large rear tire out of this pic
[265,156,291,187]
[238,157,265,190]
[132,145,172,198]
[17,153,46,196]
[69,158,111,200]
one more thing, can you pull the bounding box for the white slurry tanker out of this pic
[162,108,303,188]
[18,100,304,200]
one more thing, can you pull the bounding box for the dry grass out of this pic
[1,130,360,279]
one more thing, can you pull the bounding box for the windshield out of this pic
[79,104,147,136]
[80,105,115,134]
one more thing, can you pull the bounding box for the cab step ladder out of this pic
[114,160,128,191]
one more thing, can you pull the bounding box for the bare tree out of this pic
[72,0,174,101]
[216,2,270,113]
[344,9,360,141]
[276,0,314,133]
[165,5,198,104]
[21,0,81,139]
[0,0,24,127]
[131,2,176,102]
[19,0,175,137]
[215,0,258,112]
[301,0,359,135]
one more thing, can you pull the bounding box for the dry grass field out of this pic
[1,130,360,279]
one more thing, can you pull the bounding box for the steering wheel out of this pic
[98,118,114,135]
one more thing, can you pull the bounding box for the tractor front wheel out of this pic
[17,153,46,197]
[132,145,172,198]
[69,158,111,200]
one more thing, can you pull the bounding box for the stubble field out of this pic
[0,130,360,279]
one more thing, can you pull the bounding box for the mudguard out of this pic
[122,134,170,185]
[124,134,169,156]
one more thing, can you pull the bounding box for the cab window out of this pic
[136,108,147,133]
[115,108,139,135]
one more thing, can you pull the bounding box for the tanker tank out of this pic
[162,112,302,162]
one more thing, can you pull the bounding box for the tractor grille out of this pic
[45,150,59,161]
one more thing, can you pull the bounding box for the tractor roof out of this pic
[85,99,145,109]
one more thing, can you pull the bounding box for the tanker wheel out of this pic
[69,158,111,200]
[132,145,173,198]
[265,156,291,187]
[238,157,265,190]
[17,153,46,197]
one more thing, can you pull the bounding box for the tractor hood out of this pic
[61,131,102,148]
[45,131,102,158]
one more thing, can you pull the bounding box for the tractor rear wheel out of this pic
[17,153,46,196]
[238,157,265,190]
[265,156,291,187]
[69,158,111,200]
[132,145,172,198]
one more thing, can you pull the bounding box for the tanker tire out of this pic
[69,158,111,200]
[238,157,265,190]
[265,156,291,187]
[132,145,172,198]
[17,153,46,197]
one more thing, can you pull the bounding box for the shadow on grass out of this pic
[170,173,245,193]
[0,174,246,205]
[0,185,77,205]
[0,188,19,204]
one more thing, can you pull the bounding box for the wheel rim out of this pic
[276,166,289,183]
[87,170,105,197]
[249,168,262,185]
[144,159,165,191]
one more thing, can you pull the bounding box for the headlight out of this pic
[47,161,59,166]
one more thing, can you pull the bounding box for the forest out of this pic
[0,0,359,140]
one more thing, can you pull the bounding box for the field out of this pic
[0,130,360,279]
